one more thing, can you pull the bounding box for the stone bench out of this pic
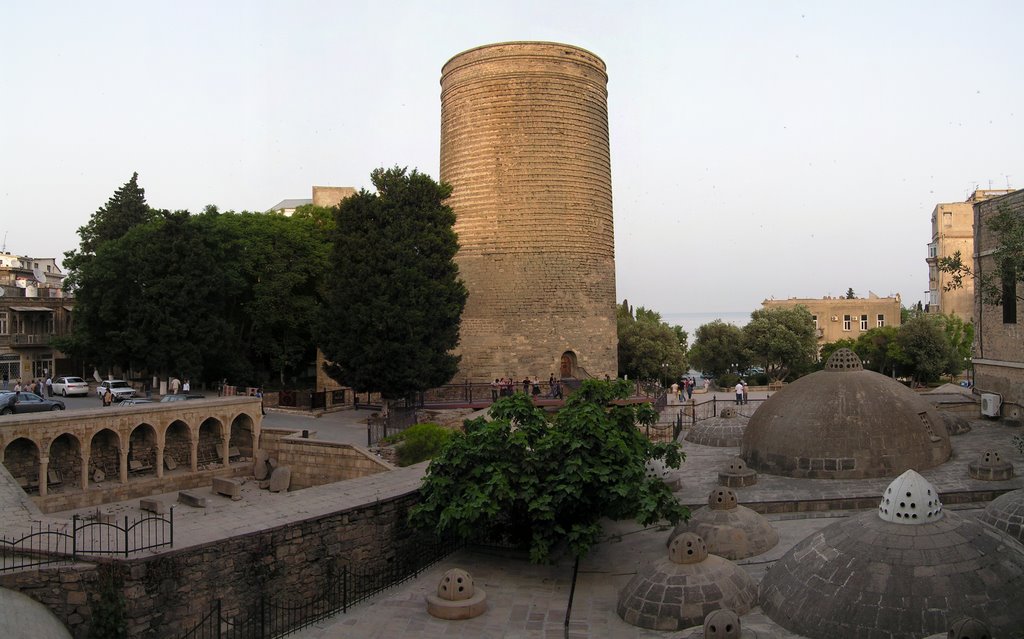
[178,490,208,508]
[212,476,242,501]
[140,498,170,515]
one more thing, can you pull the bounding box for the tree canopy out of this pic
[742,305,817,381]
[318,167,467,397]
[410,379,688,563]
[688,320,748,378]
[59,174,328,385]
[616,301,688,382]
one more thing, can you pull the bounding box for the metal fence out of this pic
[669,396,769,431]
[178,534,459,639]
[366,403,419,446]
[0,510,174,572]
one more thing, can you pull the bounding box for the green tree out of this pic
[742,305,817,381]
[318,167,467,397]
[616,301,688,382]
[938,203,1024,306]
[938,313,974,378]
[818,338,857,365]
[410,380,688,563]
[845,288,856,299]
[853,326,903,377]
[688,320,748,378]
[895,315,949,385]
[291,203,337,232]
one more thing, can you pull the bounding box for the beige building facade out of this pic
[972,189,1024,420]
[762,294,902,349]
[926,189,1013,323]
[0,252,73,384]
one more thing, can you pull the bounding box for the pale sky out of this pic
[2,1,1021,314]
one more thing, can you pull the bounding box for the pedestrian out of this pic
[735,381,743,405]
[686,376,695,400]
[257,388,265,416]
[491,378,499,402]
[548,374,556,397]
[522,376,531,395]
[45,376,53,397]
[742,380,749,405]
[169,377,181,395]
[183,378,190,393]
[102,387,113,407]
[1,371,7,390]
[14,380,21,393]
[532,378,541,397]
[670,381,679,402]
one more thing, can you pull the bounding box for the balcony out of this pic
[9,333,55,347]
[926,242,938,263]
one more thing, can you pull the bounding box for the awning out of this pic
[7,306,54,312]
[62,305,74,311]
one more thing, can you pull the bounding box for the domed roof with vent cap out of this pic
[759,472,1024,638]
[741,349,951,479]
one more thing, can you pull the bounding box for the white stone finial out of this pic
[878,469,942,524]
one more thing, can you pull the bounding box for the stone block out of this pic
[212,476,243,501]
[140,498,169,515]
[269,467,291,493]
[178,491,208,508]
[253,450,271,480]
[95,508,116,524]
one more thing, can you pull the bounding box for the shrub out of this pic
[716,373,740,389]
[395,423,453,466]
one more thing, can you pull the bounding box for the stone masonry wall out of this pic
[974,190,1024,417]
[267,437,392,489]
[440,42,618,382]
[0,490,428,638]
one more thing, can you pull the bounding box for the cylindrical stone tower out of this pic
[440,41,617,382]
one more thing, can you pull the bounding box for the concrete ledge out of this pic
[178,491,208,508]
[140,498,170,514]
[213,477,243,500]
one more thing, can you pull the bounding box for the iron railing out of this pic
[0,510,173,572]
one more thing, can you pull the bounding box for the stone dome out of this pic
[979,488,1024,545]
[685,413,749,447]
[741,349,951,478]
[0,587,72,639]
[938,410,972,436]
[668,489,779,560]
[760,471,1024,638]
[617,533,757,631]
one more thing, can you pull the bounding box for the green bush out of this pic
[395,423,453,466]
[716,373,740,389]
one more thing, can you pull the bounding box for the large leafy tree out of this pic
[410,379,688,563]
[616,301,687,382]
[853,326,903,377]
[318,167,467,397]
[895,315,950,385]
[688,320,749,378]
[742,305,817,381]
[939,313,973,377]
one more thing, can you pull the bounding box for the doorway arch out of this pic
[560,351,578,378]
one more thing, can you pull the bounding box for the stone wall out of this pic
[440,42,618,382]
[267,436,392,489]
[0,489,430,638]
[974,189,1024,419]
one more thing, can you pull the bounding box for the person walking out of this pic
[169,377,181,395]
[742,380,749,405]
[686,377,694,400]
[45,376,53,397]
[183,378,191,393]
[491,379,499,402]
[2,371,7,390]
[735,381,744,405]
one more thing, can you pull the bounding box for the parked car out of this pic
[118,398,154,406]
[159,394,205,403]
[0,391,66,415]
[51,376,90,397]
[96,380,136,402]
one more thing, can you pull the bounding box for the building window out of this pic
[860,314,868,331]
[877,314,885,327]
[843,314,851,331]
[0,312,7,334]
[1004,264,1018,324]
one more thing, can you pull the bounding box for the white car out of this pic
[51,376,90,397]
[96,380,136,402]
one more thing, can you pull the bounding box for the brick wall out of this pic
[267,436,392,489]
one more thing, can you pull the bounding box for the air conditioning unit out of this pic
[981,393,1001,418]
[831,315,839,321]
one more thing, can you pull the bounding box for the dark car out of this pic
[0,391,66,415]
[159,394,205,403]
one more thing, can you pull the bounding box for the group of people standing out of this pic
[734,380,749,405]
[489,375,563,402]
[3,376,51,397]
[673,377,698,401]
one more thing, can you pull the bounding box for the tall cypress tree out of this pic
[318,166,467,397]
